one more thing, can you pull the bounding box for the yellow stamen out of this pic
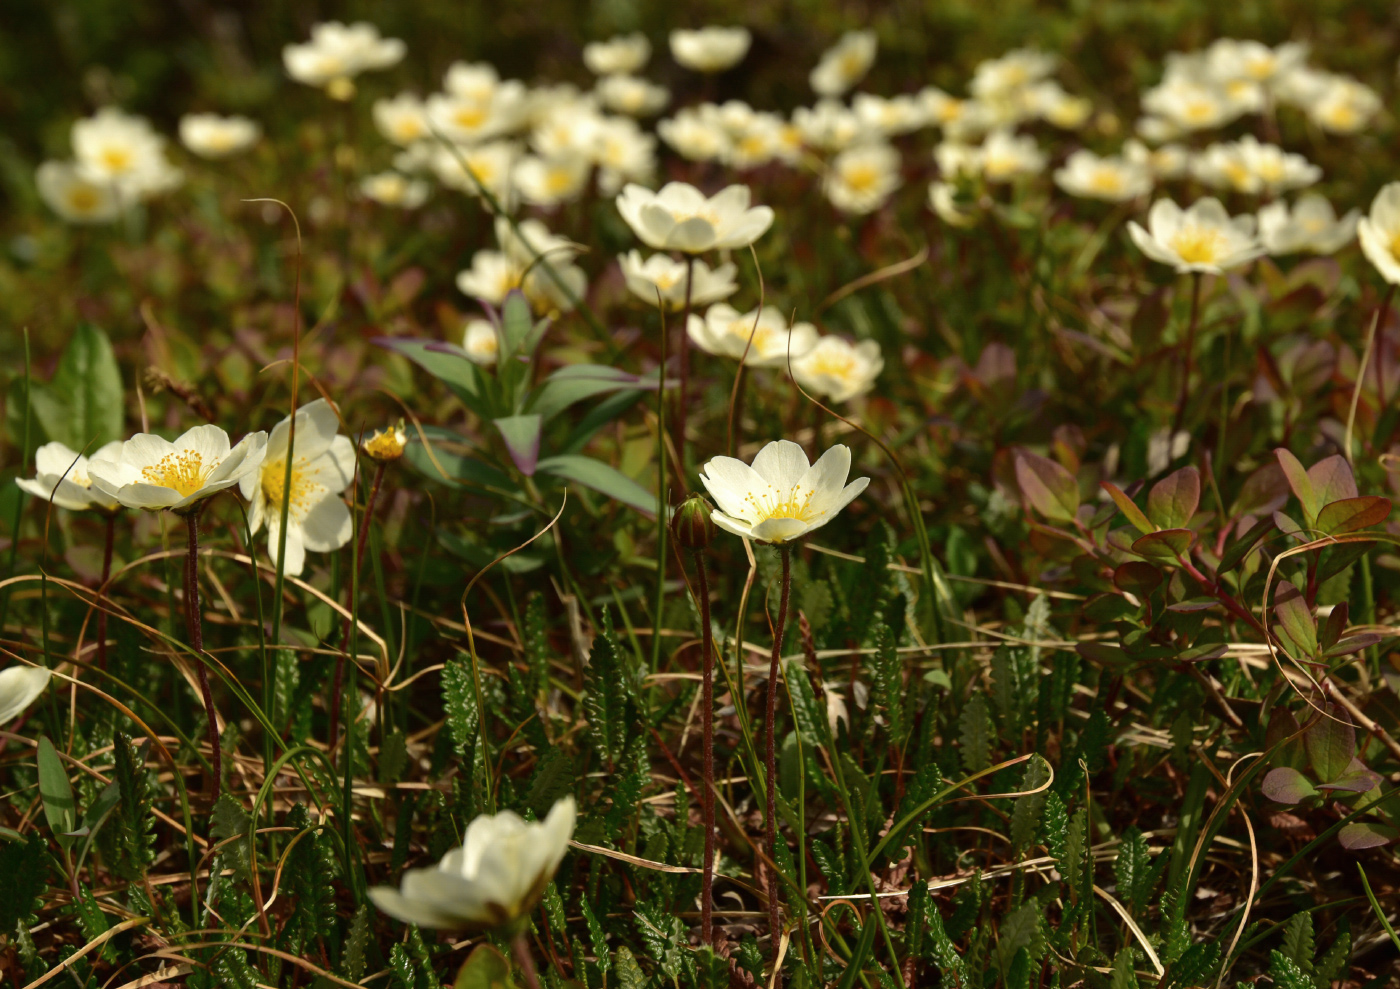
[744,483,825,525]
[142,450,213,497]
[1170,226,1225,265]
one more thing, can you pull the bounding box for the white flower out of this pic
[591,118,656,194]
[426,84,529,145]
[934,141,983,180]
[1142,79,1238,132]
[1134,116,1181,144]
[369,797,576,931]
[443,62,501,102]
[88,424,268,515]
[463,319,500,366]
[979,130,1045,182]
[1358,183,1400,285]
[852,93,926,137]
[72,108,182,201]
[0,666,51,725]
[456,249,586,317]
[512,153,591,207]
[793,99,870,152]
[17,441,124,513]
[179,114,260,159]
[687,304,818,367]
[584,34,652,75]
[928,181,978,228]
[373,94,431,146]
[1123,139,1190,180]
[238,400,354,577]
[792,337,884,402]
[495,216,583,267]
[616,181,773,253]
[1127,197,1264,274]
[722,112,800,169]
[431,141,518,204]
[1193,136,1319,196]
[969,49,1057,99]
[360,172,429,208]
[36,161,120,224]
[1025,81,1092,129]
[1307,76,1382,134]
[810,30,877,97]
[1054,150,1152,202]
[1258,195,1358,256]
[1206,39,1308,85]
[919,87,988,136]
[658,107,732,162]
[619,251,737,311]
[824,143,902,215]
[699,440,869,544]
[670,27,751,73]
[595,74,669,117]
[530,102,604,159]
[283,21,404,93]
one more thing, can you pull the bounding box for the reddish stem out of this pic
[329,460,386,752]
[763,543,792,985]
[691,548,717,945]
[184,507,221,803]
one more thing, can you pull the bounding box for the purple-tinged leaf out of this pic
[1015,451,1079,523]
[1218,517,1275,575]
[1272,511,1303,537]
[1101,481,1154,535]
[536,454,657,516]
[1275,448,1318,523]
[1320,602,1348,652]
[1147,466,1200,531]
[1305,703,1356,784]
[1167,597,1216,612]
[1307,454,1358,507]
[1075,641,1129,667]
[1113,561,1162,596]
[1336,822,1399,850]
[1315,496,1391,535]
[1229,462,1290,518]
[1261,766,1318,804]
[1177,642,1228,662]
[1273,581,1317,659]
[1130,528,1193,562]
[1324,633,1387,658]
[1316,757,1382,793]
[494,414,542,476]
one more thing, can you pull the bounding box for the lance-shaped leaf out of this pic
[1273,581,1316,659]
[37,736,77,850]
[1015,451,1079,522]
[1315,758,1382,793]
[403,425,513,491]
[1147,466,1200,531]
[1130,528,1192,562]
[1102,481,1154,534]
[498,290,541,362]
[494,415,542,476]
[1315,496,1391,535]
[529,365,663,424]
[1274,448,1318,524]
[536,454,657,516]
[1320,602,1348,652]
[374,337,487,414]
[1218,518,1275,575]
[1305,704,1356,784]
[1261,766,1318,804]
[24,323,125,452]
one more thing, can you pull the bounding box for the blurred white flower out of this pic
[619,251,737,311]
[1123,139,1190,180]
[456,246,586,316]
[810,30,877,97]
[793,99,869,152]
[852,93,926,137]
[687,304,817,367]
[17,441,123,513]
[722,112,798,169]
[824,143,902,215]
[1134,116,1181,144]
[1307,76,1382,134]
[595,74,669,117]
[373,94,431,146]
[283,21,404,96]
[970,49,1057,100]
[616,181,774,253]
[0,666,50,725]
[392,141,436,174]
[1054,150,1152,202]
[670,26,751,73]
[430,141,518,203]
[928,180,978,228]
[36,161,120,224]
[1127,197,1263,274]
[462,319,500,366]
[1142,79,1238,132]
[934,141,983,180]
[513,153,591,207]
[495,216,583,267]
[179,113,260,159]
[369,797,576,931]
[592,118,657,194]
[792,336,884,402]
[979,130,1045,182]
[657,107,731,161]
[72,108,182,201]
[88,425,268,515]
[1258,195,1358,256]
[699,439,869,544]
[1206,39,1308,85]
[239,399,354,577]
[426,83,529,144]
[1025,81,1092,129]
[1358,183,1400,284]
[443,61,501,102]
[1192,136,1319,196]
[360,171,429,208]
[584,33,652,75]
[530,101,604,159]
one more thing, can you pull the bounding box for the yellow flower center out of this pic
[1254,158,1284,183]
[744,483,825,525]
[68,186,101,213]
[364,427,407,461]
[394,118,426,142]
[1088,168,1124,194]
[1223,160,1252,190]
[453,105,488,129]
[840,52,864,77]
[100,147,133,173]
[260,458,316,514]
[544,167,577,195]
[326,76,356,101]
[1170,226,1225,265]
[1321,103,1358,130]
[141,450,213,497]
[1389,231,1400,261]
[806,352,857,381]
[1181,100,1215,124]
[842,163,882,193]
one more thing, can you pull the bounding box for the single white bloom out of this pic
[0,666,51,725]
[392,142,436,174]
[495,216,583,268]
[1123,139,1190,180]
[430,141,518,203]
[369,797,576,931]
[1358,182,1400,285]
[969,49,1057,99]
[615,181,773,253]
[1127,197,1263,274]
[1025,81,1092,129]
[792,337,884,402]
[810,30,878,97]
[1054,150,1152,202]
[426,84,529,145]
[669,26,751,73]
[283,20,404,90]
[17,441,124,513]
[979,130,1045,182]
[1134,116,1181,144]
[928,180,978,228]
[657,107,732,162]
[722,112,800,169]
[1307,76,1382,134]
[1258,195,1358,256]
[792,99,870,152]
[462,319,500,366]
[179,114,260,159]
[934,141,983,180]
[443,61,500,102]
[919,87,987,136]
[72,108,182,201]
[512,153,591,207]
[1206,39,1308,85]
[584,33,652,75]
[618,251,737,311]
[238,399,354,577]
[360,171,429,208]
[687,304,818,367]
[824,143,902,215]
[456,249,586,316]
[373,94,431,146]
[592,118,657,193]
[595,74,669,117]
[36,161,120,224]
[1142,79,1239,132]
[530,102,604,159]
[852,93,926,137]
[88,424,268,514]
[699,439,870,544]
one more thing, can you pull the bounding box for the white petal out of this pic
[299,495,352,552]
[0,666,51,724]
[750,440,810,489]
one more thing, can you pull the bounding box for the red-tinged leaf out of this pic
[1275,448,1318,523]
[1218,517,1275,574]
[1316,758,1382,793]
[1324,633,1387,658]
[1177,642,1228,662]
[1336,822,1399,850]
[1272,511,1303,536]
[1113,561,1162,596]
[1265,708,1308,771]
[1147,466,1200,531]
[1307,453,1358,507]
[1076,641,1129,667]
[1315,496,1391,535]
[1166,598,1216,612]
[1230,461,1289,518]
[1305,704,1356,783]
[1015,451,1079,522]
[1320,602,1348,652]
[494,414,542,476]
[1101,481,1154,534]
[1130,528,1193,562]
[1261,766,1318,804]
[1273,581,1317,658]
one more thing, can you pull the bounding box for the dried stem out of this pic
[184,506,220,803]
[690,547,717,945]
[330,459,386,751]
[764,542,792,983]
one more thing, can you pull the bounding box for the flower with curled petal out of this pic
[88,425,267,516]
[699,440,869,544]
[687,304,817,367]
[16,441,124,513]
[1358,182,1400,285]
[179,114,260,159]
[0,666,50,726]
[619,251,737,311]
[792,336,884,403]
[615,181,773,253]
[283,21,404,96]
[1258,195,1358,256]
[810,30,877,97]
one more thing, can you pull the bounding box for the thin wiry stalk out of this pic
[96,513,114,670]
[676,254,695,465]
[330,459,385,751]
[764,542,792,984]
[184,505,221,803]
[689,546,717,945]
[1171,270,1204,439]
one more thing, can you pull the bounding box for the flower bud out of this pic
[363,420,408,462]
[671,494,715,551]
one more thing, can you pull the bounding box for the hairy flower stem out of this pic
[676,255,696,466]
[184,507,220,803]
[690,547,717,945]
[764,543,792,981]
[97,513,114,670]
[1171,271,1203,439]
[512,934,543,989]
[330,460,386,752]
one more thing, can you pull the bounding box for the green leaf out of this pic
[1273,581,1317,659]
[582,607,637,767]
[374,337,486,412]
[958,692,992,775]
[343,905,370,983]
[1147,466,1200,530]
[27,324,124,451]
[1113,561,1162,596]
[1337,821,1400,849]
[1015,451,1079,522]
[1315,496,1390,535]
[1261,767,1317,804]
[1229,461,1289,518]
[528,365,656,423]
[36,736,76,849]
[1305,704,1355,783]
[454,944,519,989]
[0,833,48,930]
[1279,910,1315,972]
[1275,448,1319,524]
[1218,518,1275,575]
[113,731,157,878]
[613,947,646,989]
[870,622,909,749]
[581,898,611,974]
[1102,481,1155,534]
[1114,826,1150,914]
[404,425,513,491]
[1009,755,1050,853]
[442,655,481,756]
[1307,454,1358,508]
[494,414,542,475]
[1130,528,1192,562]
[1268,950,1314,989]
[995,901,1045,973]
[498,290,536,362]
[536,454,657,516]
